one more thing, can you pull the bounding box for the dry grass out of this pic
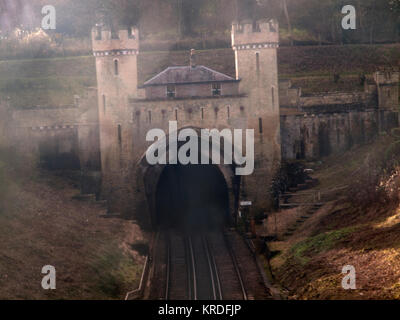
[261,207,307,240]
[270,136,400,300]
[0,161,146,300]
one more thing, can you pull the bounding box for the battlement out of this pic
[232,18,279,48]
[374,67,400,85]
[92,25,139,54]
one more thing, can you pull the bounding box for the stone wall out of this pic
[281,110,398,160]
[279,69,399,161]
[279,79,376,110]
[94,19,282,226]
[299,92,375,109]
[99,94,276,225]
[9,88,101,191]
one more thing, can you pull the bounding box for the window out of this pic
[201,108,204,120]
[259,118,263,134]
[102,95,106,114]
[175,109,178,121]
[167,85,176,98]
[272,87,275,107]
[95,26,102,40]
[227,106,230,119]
[118,125,122,145]
[253,21,261,32]
[134,110,141,122]
[212,83,221,96]
[114,59,119,76]
[128,28,136,39]
[148,111,152,123]
[256,52,260,76]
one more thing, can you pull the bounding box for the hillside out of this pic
[0,155,146,300]
[269,135,400,299]
[1,44,399,108]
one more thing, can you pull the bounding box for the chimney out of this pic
[190,49,196,68]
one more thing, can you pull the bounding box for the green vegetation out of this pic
[0,76,94,108]
[90,242,143,298]
[0,56,95,108]
[290,227,357,265]
[270,134,400,299]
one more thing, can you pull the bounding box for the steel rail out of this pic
[203,236,223,300]
[164,233,171,300]
[187,236,198,300]
[224,232,248,300]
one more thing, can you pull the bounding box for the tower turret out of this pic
[92,25,139,118]
[232,18,279,99]
[231,18,281,211]
[92,25,140,188]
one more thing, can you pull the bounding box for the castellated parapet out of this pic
[374,68,399,110]
[91,25,139,55]
[374,68,400,86]
[232,19,279,49]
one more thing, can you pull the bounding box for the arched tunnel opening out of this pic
[155,164,230,231]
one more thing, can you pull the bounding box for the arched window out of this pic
[114,59,119,76]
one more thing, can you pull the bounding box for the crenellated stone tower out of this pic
[90,18,282,225]
[232,19,281,209]
[92,25,140,210]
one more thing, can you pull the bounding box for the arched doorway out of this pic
[155,163,230,230]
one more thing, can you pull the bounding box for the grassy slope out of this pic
[0,158,146,300]
[270,136,400,299]
[1,44,399,108]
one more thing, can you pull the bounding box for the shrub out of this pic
[347,134,400,207]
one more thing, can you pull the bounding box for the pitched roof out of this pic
[143,65,238,87]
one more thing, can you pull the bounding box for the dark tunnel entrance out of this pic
[155,164,230,231]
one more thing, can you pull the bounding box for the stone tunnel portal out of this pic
[155,164,230,231]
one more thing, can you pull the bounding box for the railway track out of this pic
[150,228,263,300]
[207,232,248,300]
[165,232,194,300]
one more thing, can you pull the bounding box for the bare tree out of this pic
[282,0,293,46]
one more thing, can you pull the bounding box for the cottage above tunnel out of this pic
[141,65,240,100]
